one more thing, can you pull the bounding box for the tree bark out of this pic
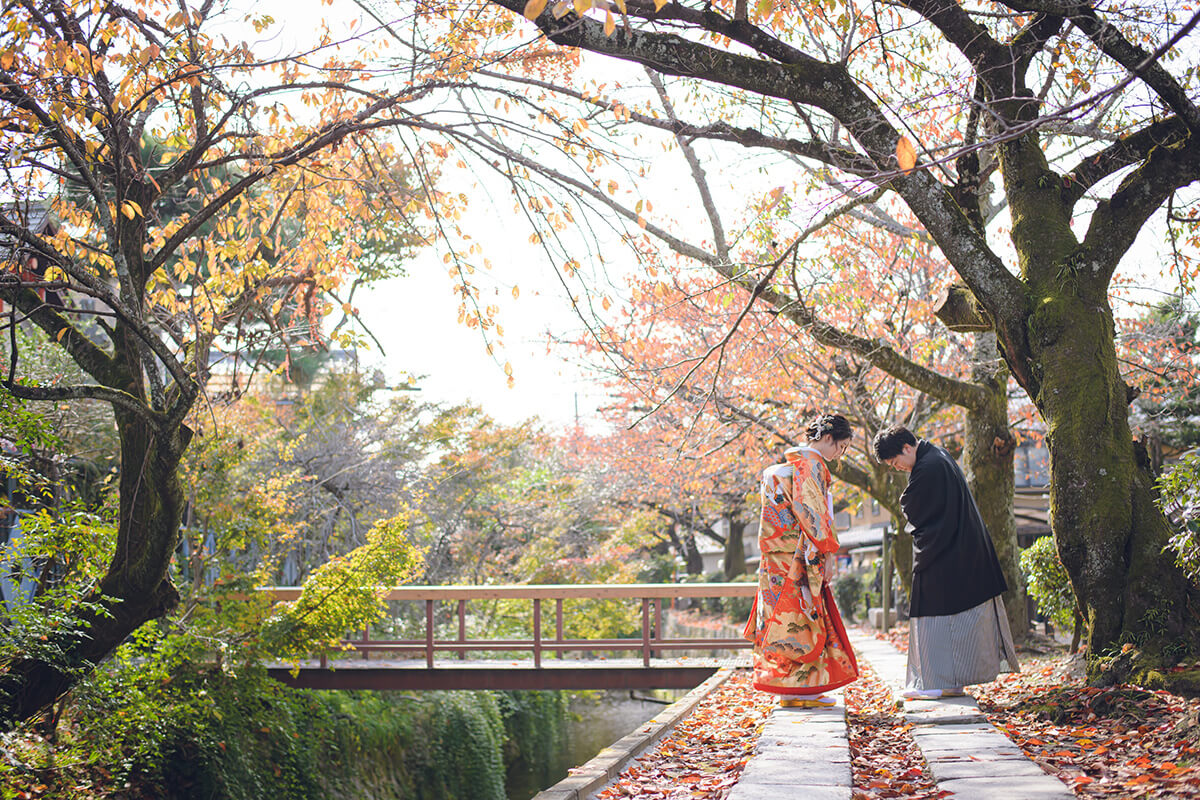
[890,520,913,598]
[1029,286,1197,682]
[723,517,746,579]
[965,332,1028,642]
[682,528,704,575]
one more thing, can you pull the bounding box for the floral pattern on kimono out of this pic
[742,447,859,694]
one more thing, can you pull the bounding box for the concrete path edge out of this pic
[531,666,736,800]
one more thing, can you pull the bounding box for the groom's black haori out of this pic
[902,440,1008,617]
[874,426,1019,697]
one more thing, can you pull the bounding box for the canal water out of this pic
[506,689,681,800]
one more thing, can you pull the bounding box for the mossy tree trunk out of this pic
[888,515,913,598]
[0,416,189,726]
[1028,283,1194,679]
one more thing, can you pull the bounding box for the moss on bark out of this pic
[1028,279,1199,683]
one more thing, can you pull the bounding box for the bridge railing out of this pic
[263,583,759,669]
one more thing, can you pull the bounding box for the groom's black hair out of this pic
[872,426,917,461]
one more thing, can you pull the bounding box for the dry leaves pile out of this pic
[595,671,775,800]
[872,623,1200,798]
[845,661,948,800]
[976,655,1200,798]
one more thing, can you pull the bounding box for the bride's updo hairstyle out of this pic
[804,414,852,443]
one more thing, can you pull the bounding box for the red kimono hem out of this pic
[750,585,860,696]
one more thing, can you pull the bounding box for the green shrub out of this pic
[832,573,863,621]
[1158,453,1200,587]
[48,623,548,800]
[860,562,880,611]
[1019,535,1078,632]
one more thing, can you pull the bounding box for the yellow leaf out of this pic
[512,285,520,299]
[56,327,68,342]
[120,201,140,220]
[604,10,615,36]
[574,0,592,15]
[896,135,917,172]
[504,361,513,376]
[523,0,548,19]
[552,1,571,17]
[614,0,626,11]
[0,51,13,70]
[653,0,668,10]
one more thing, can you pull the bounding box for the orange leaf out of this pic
[604,10,615,36]
[896,135,917,172]
[523,0,548,19]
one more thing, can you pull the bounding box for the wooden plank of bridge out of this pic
[266,656,749,692]
[263,583,759,601]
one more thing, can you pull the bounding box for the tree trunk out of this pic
[0,414,189,729]
[723,517,746,579]
[965,332,1028,642]
[889,517,913,597]
[1030,288,1198,683]
[682,528,704,575]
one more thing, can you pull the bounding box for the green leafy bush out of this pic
[261,513,422,660]
[1019,535,1078,632]
[1158,452,1200,587]
[832,573,863,621]
[16,625,551,800]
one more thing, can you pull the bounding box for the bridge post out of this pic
[425,599,434,668]
[555,599,564,660]
[457,599,466,660]
[641,598,651,667]
[653,598,662,659]
[533,598,542,668]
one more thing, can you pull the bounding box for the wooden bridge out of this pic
[263,582,757,691]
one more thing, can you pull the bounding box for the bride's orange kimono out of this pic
[743,446,859,695]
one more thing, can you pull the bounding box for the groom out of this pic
[872,425,1019,700]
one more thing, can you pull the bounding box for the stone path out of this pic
[537,630,1080,800]
[726,702,849,800]
[727,631,1076,800]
